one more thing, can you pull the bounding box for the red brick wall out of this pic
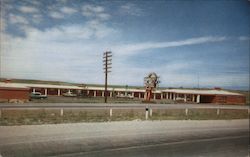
[200,95,216,103]
[215,95,246,105]
[0,88,29,100]
[199,94,246,105]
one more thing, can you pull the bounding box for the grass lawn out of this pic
[0,108,248,126]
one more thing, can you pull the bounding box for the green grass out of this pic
[0,108,248,126]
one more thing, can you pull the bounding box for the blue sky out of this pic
[0,0,249,90]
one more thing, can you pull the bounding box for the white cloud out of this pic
[82,4,110,20]
[3,3,13,10]
[48,7,78,19]
[82,5,104,14]
[1,19,118,82]
[9,14,29,24]
[120,3,143,16]
[46,25,93,40]
[40,21,116,40]
[21,0,41,6]
[1,27,103,82]
[97,13,110,21]
[18,6,39,13]
[239,36,249,41]
[30,1,41,6]
[109,57,201,87]
[56,0,68,3]
[92,6,105,13]
[110,57,249,88]
[0,14,6,33]
[107,36,236,87]
[49,11,64,19]
[32,14,43,24]
[2,30,248,88]
[113,36,227,56]
[60,6,77,14]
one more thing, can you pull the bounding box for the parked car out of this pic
[116,93,134,99]
[30,92,47,99]
[62,91,77,97]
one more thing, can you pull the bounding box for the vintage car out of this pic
[30,92,47,99]
[62,91,77,97]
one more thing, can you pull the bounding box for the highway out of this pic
[0,103,248,110]
[0,119,249,157]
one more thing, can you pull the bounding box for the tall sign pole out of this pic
[144,72,160,102]
[103,51,112,103]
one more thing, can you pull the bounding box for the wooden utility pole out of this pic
[103,51,112,103]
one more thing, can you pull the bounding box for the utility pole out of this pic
[103,51,112,103]
[197,72,200,89]
[0,0,4,79]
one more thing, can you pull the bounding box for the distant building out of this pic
[161,89,246,105]
[0,82,30,103]
[0,82,246,105]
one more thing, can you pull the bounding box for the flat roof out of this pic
[0,82,29,89]
[0,82,83,90]
[85,87,163,93]
[0,82,243,96]
[85,86,146,92]
[161,89,243,96]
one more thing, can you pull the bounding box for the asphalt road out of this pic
[0,103,248,110]
[57,136,249,157]
[0,120,249,157]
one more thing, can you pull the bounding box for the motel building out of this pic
[0,81,246,105]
